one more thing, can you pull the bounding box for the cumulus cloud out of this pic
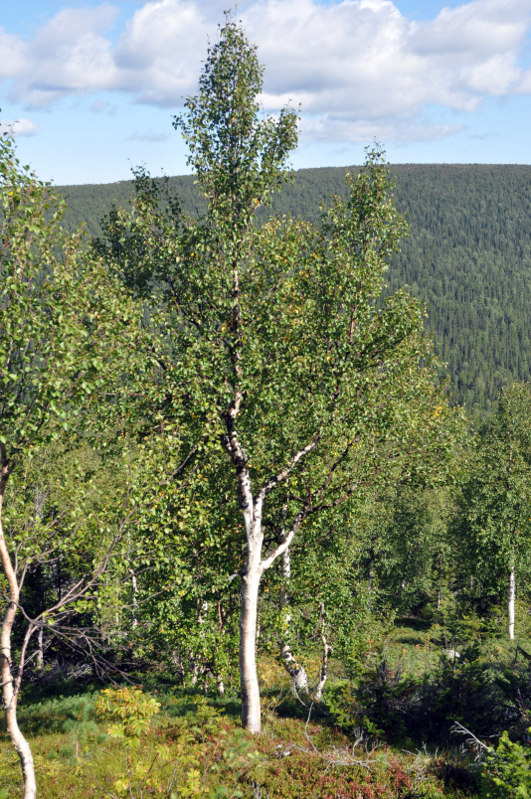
[0,29,27,79]
[300,114,464,145]
[461,52,522,94]
[113,0,216,104]
[410,0,529,57]
[7,6,119,107]
[244,0,531,125]
[247,0,531,142]
[0,118,38,137]
[0,0,530,146]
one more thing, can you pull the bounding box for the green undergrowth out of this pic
[3,615,531,798]
[314,614,531,754]
[2,686,472,799]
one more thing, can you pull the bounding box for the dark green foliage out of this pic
[324,617,531,750]
[56,163,531,412]
[390,165,531,413]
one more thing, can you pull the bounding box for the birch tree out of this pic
[0,135,138,797]
[99,18,463,733]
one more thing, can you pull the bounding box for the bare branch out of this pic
[13,622,37,701]
[259,436,321,500]
[451,721,494,759]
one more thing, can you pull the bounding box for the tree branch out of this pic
[260,504,310,572]
[259,435,321,500]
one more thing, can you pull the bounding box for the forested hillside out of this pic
[58,163,531,412]
[390,165,531,411]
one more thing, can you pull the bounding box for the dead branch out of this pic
[451,721,494,760]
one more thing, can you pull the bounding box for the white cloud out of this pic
[241,0,531,150]
[0,0,530,146]
[410,0,530,57]
[0,118,38,137]
[0,29,27,80]
[7,6,119,107]
[460,52,522,94]
[112,0,216,104]
[300,114,464,145]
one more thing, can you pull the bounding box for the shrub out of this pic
[480,730,531,799]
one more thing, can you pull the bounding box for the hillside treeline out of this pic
[57,163,531,413]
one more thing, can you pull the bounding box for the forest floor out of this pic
[2,615,530,798]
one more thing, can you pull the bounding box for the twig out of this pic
[294,702,374,770]
[451,721,493,760]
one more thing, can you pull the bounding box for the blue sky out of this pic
[1,0,530,185]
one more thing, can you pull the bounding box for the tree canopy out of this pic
[96,17,465,734]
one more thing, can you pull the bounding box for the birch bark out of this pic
[508,567,516,640]
[313,603,331,702]
[240,561,262,732]
[0,470,37,799]
[223,419,316,731]
[279,547,308,695]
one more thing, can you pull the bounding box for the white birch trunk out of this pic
[128,568,138,630]
[508,567,516,640]
[279,547,308,694]
[224,419,264,732]
[313,602,331,702]
[0,492,37,799]
[313,641,331,702]
[36,626,44,670]
[224,411,316,733]
[216,601,226,695]
[239,562,262,733]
